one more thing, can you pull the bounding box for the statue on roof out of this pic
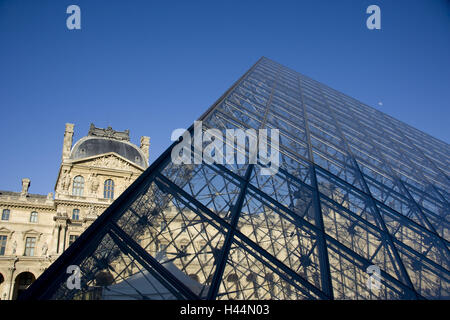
[88,123,130,141]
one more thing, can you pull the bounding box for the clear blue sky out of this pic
[0,0,449,195]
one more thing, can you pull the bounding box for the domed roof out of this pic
[69,125,147,167]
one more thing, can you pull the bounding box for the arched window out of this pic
[72,176,84,196]
[104,179,114,199]
[13,272,35,300]
[72,209,80,220]
[30,211,38,223]
[1,209,10,221]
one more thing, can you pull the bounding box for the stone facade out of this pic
[0,123,149,299]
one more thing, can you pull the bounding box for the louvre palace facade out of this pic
[0,123,150,299]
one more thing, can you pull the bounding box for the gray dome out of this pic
[70,137,146,167]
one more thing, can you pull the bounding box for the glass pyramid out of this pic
[22,57,449,300]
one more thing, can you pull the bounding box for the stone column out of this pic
[140,136,150,164]
[62,123,75,161]
[7,258,18,300]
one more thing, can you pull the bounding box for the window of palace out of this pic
[0,235,7,255]
[24,237,36,256]
[29,211,38,223]
[1,209,10,221]
[104,179,114,199]
[72,209,80,220]
[72,175,85,196]
[69,235,79,246]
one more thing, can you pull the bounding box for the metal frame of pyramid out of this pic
[21,57,449,300]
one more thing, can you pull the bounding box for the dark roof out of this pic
[70,137,146,167]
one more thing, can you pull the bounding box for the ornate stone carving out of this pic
[85,205,98,222]
[88,123,130,141]
[88,204,97,216]
[55,211,69,223]
[11,240,17,255]
[91,155,131,170]
[88,173,100,195]
[41,242,48,256]
[59,169,71,193]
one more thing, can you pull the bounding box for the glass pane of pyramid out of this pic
[21,57,449,300]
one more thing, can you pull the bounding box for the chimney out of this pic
[140,136,150,164]
[21,178,31,195]
[62,123,75,161]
